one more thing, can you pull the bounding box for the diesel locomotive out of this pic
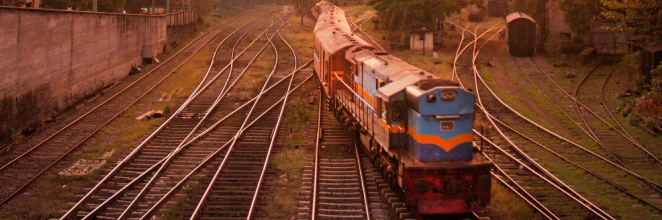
[311,1,492,214]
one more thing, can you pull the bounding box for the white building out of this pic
[409,28,434,51]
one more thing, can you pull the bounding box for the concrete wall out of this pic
[0,7,167,137]
[410,32,433,51]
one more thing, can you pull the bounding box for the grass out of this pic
[485,178,540,220]
[282,15,316,62]
[392,50,454,80]
[264,147,307,219]
[261,14,318,217]
[262,81,318,220]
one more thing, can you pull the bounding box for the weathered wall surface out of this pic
[166,22,196,46]
[0,7,167,138]
[409,32,433,51]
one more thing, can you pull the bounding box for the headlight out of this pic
[427,93,436,103]
[440,90,457,101]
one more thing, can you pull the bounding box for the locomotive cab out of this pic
[404,79,475,162]
[389,78,492,214]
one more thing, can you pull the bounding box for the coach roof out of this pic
[506,12,535,23]
[313,1,372,54]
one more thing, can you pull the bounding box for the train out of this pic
[311,1,492,215]
[506,12,536,56]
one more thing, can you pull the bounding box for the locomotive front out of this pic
[398,79,492,214]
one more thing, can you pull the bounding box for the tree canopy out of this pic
[292,0,314,26]
[367,0,483,32]
[558,0,603,36]
[601,0,662,43]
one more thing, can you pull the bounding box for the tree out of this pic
[558,0,603,36]
[367,0,482,32]
[601,0,662,44]
[292,0,314,26]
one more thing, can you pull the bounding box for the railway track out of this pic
[450,23,613,219]
[58,11,300,219]
[0,8,275,209]
[295,91,400,220]
[451,23,662,218]
[509,57,662,213]
[187,12,299,219]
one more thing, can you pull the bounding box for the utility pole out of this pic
[93,0,97,12]
[166,0,169,13]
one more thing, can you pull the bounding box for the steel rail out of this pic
[113,13,283,220]
[84,13,288,220]
[80,61,310,220]
[512,58,662,192]
[599,70,646,159]
[514,57,662,197]
[571,58,629,165]
[59,12,276,219]
[462,28,557,220]
[246,13,298,219]
[469,27,660,188]
[355,14,385,52]
[0,8,259,173]
[512,58,620,157]
[354,143,372,220]
[310,90,323,220]
[452,24,468,82]
[465,26,613,219]
[490,173,557,220]
[137,62,313,220]
[451,23,503,83]
[473,62,614,220]
[485,113,662,211]
[0,10,270,209]
[189,12,288,219]
[528,58,659,163]
[573,58,662,164]
[471,93,612,220]
[480,152,558,220]
[571,60,662,196]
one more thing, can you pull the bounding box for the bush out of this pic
[620,102,633,117]
[644,117,655,130]
[163,105,172,115]
[545,37,563,59]
[572,35,584,44]
[627,111,641,126]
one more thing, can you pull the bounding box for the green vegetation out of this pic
[558,0,602,36]
[485,179,540,220]
[602,0,662,44]
[367,0,483,44]
[264,147,307,219]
